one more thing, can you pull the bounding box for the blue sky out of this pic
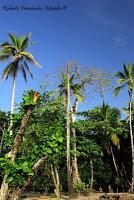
[0,0,134,114]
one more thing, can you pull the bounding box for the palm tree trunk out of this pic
[122,162,131,186]
[66,63,73,194]
[11,77,16,115]
[89,157,93,190]
[0,107,34,200]
[129,92,134,192]
[55,166,60,198]
[72,138,81,184]
[10,108,33,161]
[0,177,9,200]
[9,76,16,136]
[110,146,118,173]
[0,127,5,155]
[71,99,81,184]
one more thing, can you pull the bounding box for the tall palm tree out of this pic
[70,84,84,184]
[100,101,120,173]
[0,33,40,135]
[114,63,134,192]
[59,69,84,188]
[66,63,72,194]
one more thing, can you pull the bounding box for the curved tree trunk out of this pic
[9,156,48,200]
[22,156,47,191]
[0,177,9,200]
[0,107,34,200]
[10,108,33,161]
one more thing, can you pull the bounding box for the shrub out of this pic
[73,181,89,195]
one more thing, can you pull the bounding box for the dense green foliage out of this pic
[0,88,132,194]
[0,34,134,199]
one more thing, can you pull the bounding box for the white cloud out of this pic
[114,38,127,47]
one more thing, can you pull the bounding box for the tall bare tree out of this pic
[66,62,73,194]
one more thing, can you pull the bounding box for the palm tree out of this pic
[59,68,84,188]
[66,63,72,194]
[0,33,40,135]
[70,84,84,184]
[100,101,120,174]
[114,63,134,192]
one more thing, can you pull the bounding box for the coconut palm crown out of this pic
[58,73,84,102]
[0,32,40,81]
[113,63,134,96]
[0,33,41,135]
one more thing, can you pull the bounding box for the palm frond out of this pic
[8,34,23,50]
[20,51,41,67]
[18,36,25,50]
[59,88,67,97]
[131,64,134,76]
[70,74,75,83]
[21,33,32,50]
[113,84,126,96]
[101,101,110,120]
[73,83,83,91]
[127,64,133,76]
[21,66,27,82]
[114,71,126,79]
[1,62,17,80]
[0,53,11,61]
[75,93,84,102]
[58,84,65,90]
[123,63,129,77]
[0,43,19,56]
[8,33,18,46]
[117,78,126,84]
[1,42,10,48]
[23,61,33,79]
[122,107,129,116]
[111,133,120,147]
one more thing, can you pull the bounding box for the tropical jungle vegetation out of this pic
[0,33,134,200]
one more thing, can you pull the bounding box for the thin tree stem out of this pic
[9,76,16,136]
[129,91,134,192]
[89,157,94,190]
[66,62,73,194]
[110,146,118,173]
[71,98,81,183]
